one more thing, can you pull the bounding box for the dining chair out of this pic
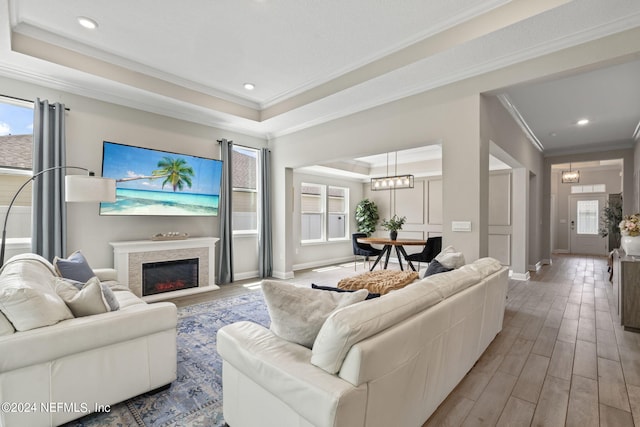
[352,233,382,271]
[404,236,442,271]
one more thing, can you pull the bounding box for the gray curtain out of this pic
[259,148,273,277]
[217,139,234,284]
[31,99,67,261]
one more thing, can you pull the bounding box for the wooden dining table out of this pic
[357,237,427,271]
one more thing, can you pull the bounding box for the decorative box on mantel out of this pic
[109,237,219,302]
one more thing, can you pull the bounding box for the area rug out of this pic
[64,291,270,427]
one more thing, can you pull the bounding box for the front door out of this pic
[569,194,608,255]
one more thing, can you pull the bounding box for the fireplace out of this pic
[142,258,199,296]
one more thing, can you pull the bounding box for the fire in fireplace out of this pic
[142,258,199,296]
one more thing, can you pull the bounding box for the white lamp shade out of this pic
[65,175,116,202]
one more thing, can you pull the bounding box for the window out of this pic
[571,184,606,194]
[231,146,259,233]
[328,186,347,239]
[301,184,324,241]
[576,200,599,235]
[301,183,349,243]
[0,97,34,241]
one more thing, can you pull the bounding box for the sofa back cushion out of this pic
[311,281,443,374]
[310,257,504,374]
[0,254,73,331]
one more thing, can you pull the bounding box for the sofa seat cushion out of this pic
[337,270,419,295]
[113,289,146,309]
[312,280,443,374]
[0,255,73,331]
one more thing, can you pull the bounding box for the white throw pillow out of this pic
[261,280,368,349]
[435,245,466,269]
[0,256,73,331]
[55,277,111,317]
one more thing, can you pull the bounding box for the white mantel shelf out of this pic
[109,237,219,302]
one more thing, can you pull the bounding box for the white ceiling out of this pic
[1,0,639,158]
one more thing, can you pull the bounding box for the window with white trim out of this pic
[0,97,34,240]
[576,200,599,235]
[571,184,606,194]
[301,183,349,243]
[232,146,259,233]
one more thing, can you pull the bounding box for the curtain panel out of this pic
[31,99,67,261]
[217,139,234,284]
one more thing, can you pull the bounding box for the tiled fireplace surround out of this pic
[110,237,219,302]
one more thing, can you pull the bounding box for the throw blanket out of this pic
[338,270,418,295]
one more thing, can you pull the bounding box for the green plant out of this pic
[380,214,406,232]
[355,199,379,236]
[599,197,623,246]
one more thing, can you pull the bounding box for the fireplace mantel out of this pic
[109,237,219,302]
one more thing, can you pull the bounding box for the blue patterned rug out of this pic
[64,290,269,427]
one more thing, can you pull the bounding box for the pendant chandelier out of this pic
[561,163,580,183]
[371,152,414,191]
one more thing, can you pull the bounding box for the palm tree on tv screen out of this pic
[115,156,195,192]
[152,157,194,192]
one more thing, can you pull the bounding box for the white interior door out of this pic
[569,194,607,255]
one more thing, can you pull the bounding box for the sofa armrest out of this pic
[93,268,118,282]
[217,321,367,427]
[0,302,177,373]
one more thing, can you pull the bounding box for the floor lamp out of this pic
[0,166,116,266]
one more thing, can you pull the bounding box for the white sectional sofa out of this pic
[0,254,177,427]
[218,257,508,427]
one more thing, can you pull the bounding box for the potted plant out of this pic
[380,214,406,240]
[599,196,623,248]
[355,199,379,236]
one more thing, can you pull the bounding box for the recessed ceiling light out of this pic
[77,16,98,29]
[576,118,589,126]
[243,83,255,91]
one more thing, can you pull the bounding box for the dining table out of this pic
[356,237,427,271]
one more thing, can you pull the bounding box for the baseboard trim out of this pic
[528,261,543,272]
[272,270,294,280]
[293,256,353,272]
[234,271,260,281]
[510,271,531,281]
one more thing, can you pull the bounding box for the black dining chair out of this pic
[404,236,442,271]
[352,233,382,271]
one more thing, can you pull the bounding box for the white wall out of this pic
[364,176,443,250]
[270,94,484,279]
[0,76,267,275]
[551,167,622,252]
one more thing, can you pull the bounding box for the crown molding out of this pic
[496,93,544,152]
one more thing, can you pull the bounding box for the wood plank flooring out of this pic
[425,255,640,427]
[165,255,640,426]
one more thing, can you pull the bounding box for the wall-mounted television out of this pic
[99,141,222,216]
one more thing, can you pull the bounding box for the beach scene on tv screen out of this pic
[100,142,222,216]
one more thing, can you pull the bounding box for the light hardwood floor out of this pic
[167,255,640,426]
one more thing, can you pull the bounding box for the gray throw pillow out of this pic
[262,280,368,348]
[55,277,111,317]
[57,277,120,312]
[422,259,453,278]
[53,251,96,282]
